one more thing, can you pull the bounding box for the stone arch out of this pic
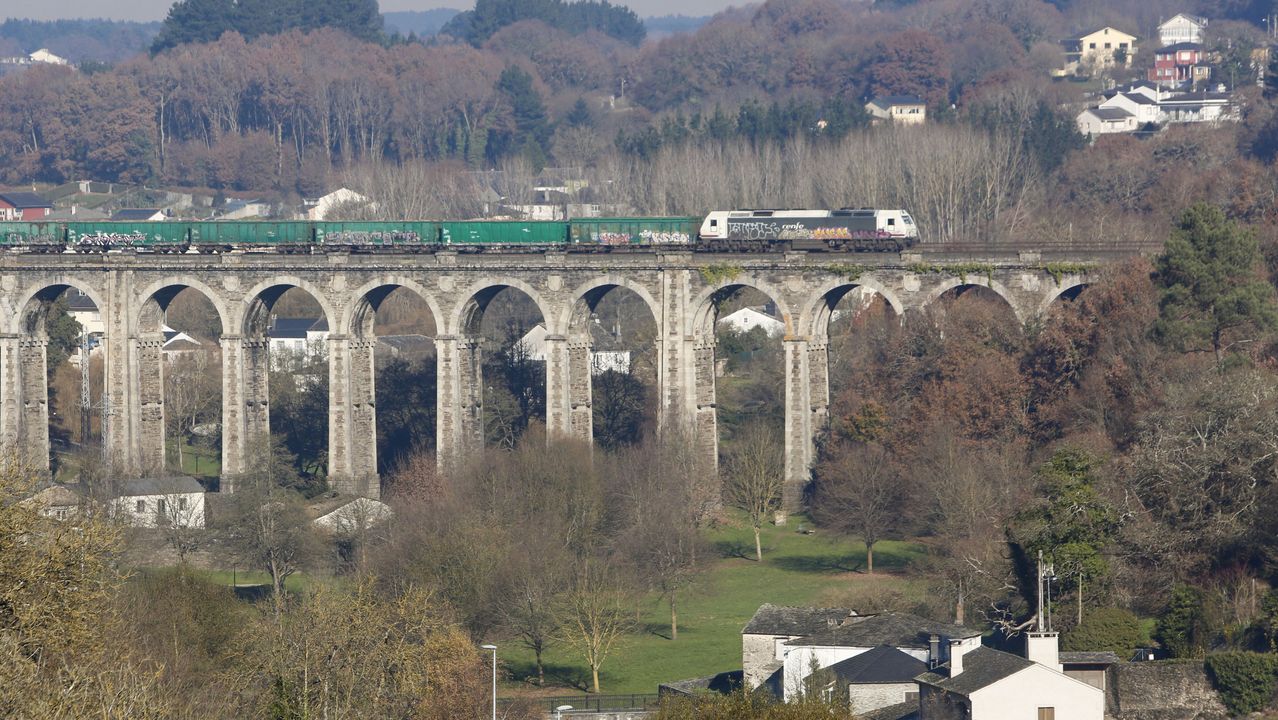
[800,277,905,340]
[133,276,232,337]
[450,277,555,337]
[236,277,338,337]
[1036,278,1091,318]
[921,276,1025,325]
[687,277,795,338]
[16,278,107,336]
[344,276,444,339]
[561,275,661,336]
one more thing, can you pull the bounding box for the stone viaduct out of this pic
[0,246,1124,512]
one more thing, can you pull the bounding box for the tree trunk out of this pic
[754,525,763,562]
[867,543,875,574]
[535,648,545,686]
[671,591,678,641]
[591,664,601,693]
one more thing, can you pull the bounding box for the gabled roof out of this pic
[914,646,1033,697]
[1159,13,1206,28]
[65,289,98,311]
[1114,92,1156,105]
[269,317,328,339]
[0,191,52,209]
[868,95,925,109]
[828,645,926,684]
[1059,651,1120,665]
[117,476,205,497]
[111,208,164,221]
[743,604,853,636]
[1077,25,1136,40]
[784,612,980,648]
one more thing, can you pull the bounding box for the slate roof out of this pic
[828,645,926,684]
[269,317,328,339]
[111,208,164,221]
[743,604,853,636]
[914,646,1032,697]
[117,476,205,496]
[657,670,743,697]
[784,612,980,648]
[0,191,52,208]
[1116,92,1156,105]
[860,701,920,720]
[1087,107,1134,121]
[65,289,98,311]
[1157,42,1203,54]
[1059,651,1120,665]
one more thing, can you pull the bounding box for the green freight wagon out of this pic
[65,221,190,249]
[568,217,697,247]
[315,221,441,249]
[188,221,314,248]
[0,222,64,249]
[440,221,568,247]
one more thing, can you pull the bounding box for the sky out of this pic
[10,0,740,22]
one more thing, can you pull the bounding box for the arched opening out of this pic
[1041,282,1091,318]
[138,285,225,482]
[811,283,904,401]
[237,284,331,496]
[930,284,1023,339]
[18,284,106,478]
[349,284,440,484]
[691,283,789,515]
[565,283,659,451]
[458,284,549,450]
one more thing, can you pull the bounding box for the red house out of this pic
[0,191,53,221]
[1149,43,1209,86]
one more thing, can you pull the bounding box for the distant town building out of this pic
[312,497,392,535]
[1058,26,1137,76]
[221,198,271,220]
[0,191,53,221]
[1158,13,1207,46]
[305,188,371,220]
[27,48,69,65]
[20,484,83,521]
[267,317,329,368]
[865,95,927,125]
[516,323,634,375]
[111,208,166,222]
[1149,43,1210,86]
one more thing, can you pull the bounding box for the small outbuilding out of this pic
[111,476,206,529]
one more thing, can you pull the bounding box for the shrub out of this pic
[1205,652,1278,715]
[1063,607,1145,658]
[1156,585,1218,658]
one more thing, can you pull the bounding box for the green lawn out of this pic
[499,514,929,697]
[167,439,221,478]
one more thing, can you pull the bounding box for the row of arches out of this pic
[6,270,1089,501]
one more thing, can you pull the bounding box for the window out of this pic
[887,218,896,226]
[179,497,187,510]
[1089,42,1096,49]
[1104,42,1112,49]
[1038,708,1055,720]
[135,500,145,513]
[157,498,166,514]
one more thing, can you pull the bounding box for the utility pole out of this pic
[80,333,91,446]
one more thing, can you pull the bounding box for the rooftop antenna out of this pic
[1036,550,1055,633]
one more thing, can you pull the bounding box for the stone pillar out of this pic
[544,333,572,439]
[349,337,378,497]
[102,278,135,476]
[328,335,379,498]
[655,265,697,433]
[568,336,593,443]
[0,333,20,460]
[808,339,830,456]
[782,338,812,519]
[243,337,270,443]
[136,334,167,476]
[693,333,718,475]
[18,336,49,472]
[220,335,245,485]
[435,335,483,473]
[327,333,351,491]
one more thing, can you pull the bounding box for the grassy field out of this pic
[499,513,930,697]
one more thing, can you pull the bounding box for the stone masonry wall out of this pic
[1112,661,1228,720]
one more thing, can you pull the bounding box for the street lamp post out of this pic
[481,644,497,720]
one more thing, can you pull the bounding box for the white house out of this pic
[1159,91,1237,124]
[111,476,206,529]
[221,198,271,220]
[718,307,785,337]
[267,317,329,368]
[779,611,982,703]
[915,633,1104,720]
[865,96,927,125]
[1076,107,1138,136]
[1158,13,1207,46]
[1099,92,1161,125]
[21,484,83,521]
[306,188,371,220]
[742,604,857,691]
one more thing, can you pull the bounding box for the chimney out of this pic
[1026,632,1062,672]
[929,634,940,668]
[949,639,973,676]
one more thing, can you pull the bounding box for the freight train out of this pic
[0,209,918,254]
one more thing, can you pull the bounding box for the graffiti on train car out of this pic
[595,232,633,245]
[322,231,422,245]
[74,232,147,246]
[727,221,780,240]
[639,229,691,244]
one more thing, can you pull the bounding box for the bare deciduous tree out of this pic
[723,423,784,562]
[553,558,637,693]
[811,442,903,574]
